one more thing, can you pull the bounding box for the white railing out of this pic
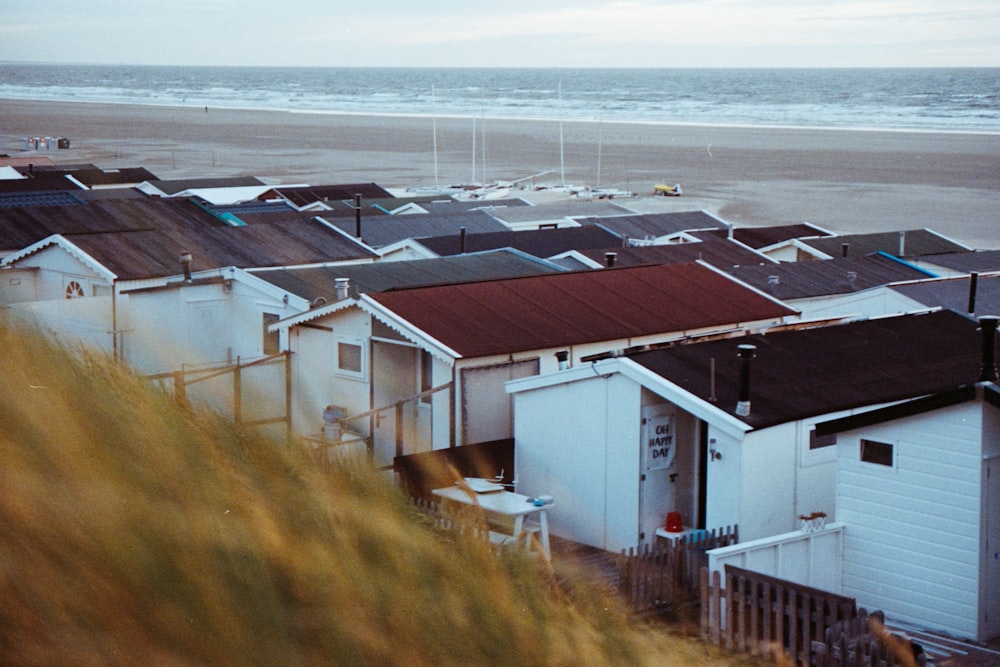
[706,522,845,594]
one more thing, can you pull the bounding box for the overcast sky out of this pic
[2,0,998,68]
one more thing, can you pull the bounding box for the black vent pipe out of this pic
[736,344,756,417]
[980,316,999,382]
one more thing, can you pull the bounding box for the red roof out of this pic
[370,263,795,357]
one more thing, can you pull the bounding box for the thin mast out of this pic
[431,85,439,188]
[558,79,565,186]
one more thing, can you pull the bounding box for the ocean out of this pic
[1,64,998,134]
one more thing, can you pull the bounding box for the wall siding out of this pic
[837,401,982,638]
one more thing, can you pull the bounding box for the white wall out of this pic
[837,402,983,639]
[789,288,926,321]
[513,372,642,551]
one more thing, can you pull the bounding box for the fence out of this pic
[700,565,922,666]
[813,609,926,667]
[617,525,739,613]
[144,352,292,439]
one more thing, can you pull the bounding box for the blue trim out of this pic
[875,250,939,277]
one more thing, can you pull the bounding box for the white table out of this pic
[432,484,553,559]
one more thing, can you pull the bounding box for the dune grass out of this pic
[0,323,764,666]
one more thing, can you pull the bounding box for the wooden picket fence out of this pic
[617,525,739,613]
[813,610,926,667]
[701,565,925,667]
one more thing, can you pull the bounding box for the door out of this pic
[639,403,677,544]
[371,340,417,469]
[985,457,1000,640]
[460,359,539,445]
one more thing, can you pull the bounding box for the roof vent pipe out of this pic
[899,230,906,256]
[335,278,350,301]
[605,252,617,268]
[354,193,362,238]
[460,227,467,254]
[968,272,979,314]
[979,316,999,382]
[735,344,756,417]
[847,271,857,289]
[180,251,192,281]
[767,275,779,293]
[841,243,849,258]
[555,350,570,371]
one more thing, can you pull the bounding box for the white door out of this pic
[985,457,1000,640]
[639,403,677,544]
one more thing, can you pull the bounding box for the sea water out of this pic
[1,64,998,134]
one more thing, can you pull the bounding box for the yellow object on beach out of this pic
[653,183,682,196]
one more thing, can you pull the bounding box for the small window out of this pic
[336,338,366,379]
[262,313,280,355]
[809,429,837,450]
[860,439,894,467]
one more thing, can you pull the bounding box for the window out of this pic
[262,313,280,355]
[809,429,837,450]
[860,439,894,467]
[336,337,366,379]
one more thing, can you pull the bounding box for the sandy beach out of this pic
[2,99,998,248]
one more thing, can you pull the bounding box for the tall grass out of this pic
[0,323,761,666]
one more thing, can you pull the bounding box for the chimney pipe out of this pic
[735,344,756,417]
[335,277,350,301]
[979,316,999,382]
[354,193,362,238]
[847,271,857,289]
[460,227,467,254]
[968,272,979,314]
[555,350,570,371]
[841,243,849,258]
[605,252,617,268]
[180,251,192,281]
[767,275,779,294]
[898,230,906,256]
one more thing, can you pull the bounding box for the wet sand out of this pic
[2,99,998,248]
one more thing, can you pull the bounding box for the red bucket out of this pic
[665,511,683,532]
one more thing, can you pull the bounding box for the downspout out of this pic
[111,278,119,362]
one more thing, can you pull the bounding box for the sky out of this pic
[1,0,998,68]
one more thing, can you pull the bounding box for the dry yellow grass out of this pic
[0,322,766,666]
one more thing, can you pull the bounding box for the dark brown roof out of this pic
[576,211,728,240]
[267,183,394,208]
[416,225,623,258]
[142,177,266,195]
[579,231,773,269]
[369,263,796,357]
[916,250,1000,274]
[67,218,375,280]
[890,274,1000,316]
[253,249,563,302]
[324,211,509,248]
[803,229,969,258]
[724,254,932,299]
[627,309,991,429]
[731,223,833,249]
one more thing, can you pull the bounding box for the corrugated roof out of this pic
[724,254,931,299]
[142,177,266,195]
[890,273,1000,315]
[252,249,564,302]
[417,199,530,215]
[268,183,394,208]
[369,262,796,357]
[416,225,623,258]
[802,229,969,258]
[575,211,727,240]
[323,210,508,248]
[485,200,633,224]
[627,309,992,429]
[731,223,833,249]
[579,231,773,269]
[65,217,376,280]
[914,250,1000,274]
